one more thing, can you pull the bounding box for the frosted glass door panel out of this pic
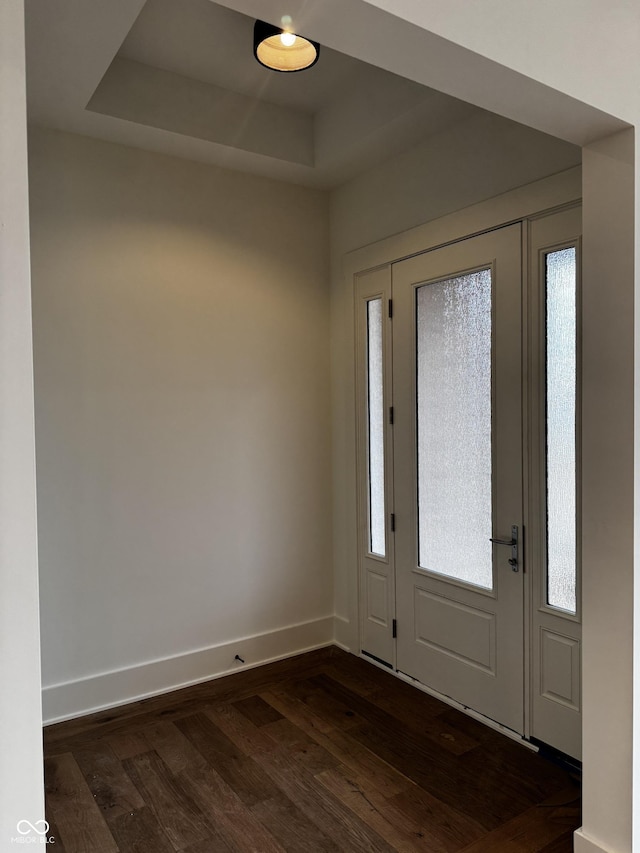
[367,298,385,556]
[394,223,523,734]
[546,248,577,613]
[416,270,493,589]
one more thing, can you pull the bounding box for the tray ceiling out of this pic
[25,0,479,188]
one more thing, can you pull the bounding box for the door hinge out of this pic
[390,513,396,532]
[388,298,393,319]
[389,406,394,425]
[392,618,397,639]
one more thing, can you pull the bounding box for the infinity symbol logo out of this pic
[16,820,50,836]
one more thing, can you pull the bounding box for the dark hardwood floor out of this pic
[43,647,581,851]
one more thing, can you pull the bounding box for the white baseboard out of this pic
[574,828,618,853]
[42,616,335,725]
[333,615,352,652]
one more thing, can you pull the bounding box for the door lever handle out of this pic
[490,525,519,572]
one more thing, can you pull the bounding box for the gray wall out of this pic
[29,127,332,716]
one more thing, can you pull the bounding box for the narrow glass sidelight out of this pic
[367,298,386,556]
[545,248,577,613]
[416,270,493,589]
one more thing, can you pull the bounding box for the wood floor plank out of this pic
[174,712,243,762]
[176,712,281,806]
[315,764,441,852]
[107,732,152,760]
[173,760,286,853]
[319,661,386,697]
[348,720,533,830]
[143,720,211,775]
[537,829,576,852]
[43,814,67,852]
[205,704,279,757]
[286,677,365,730]
[72,740,144,821]
[261,688,336,736]
[325,659,444,715]
[538,784,581,810]
[45,753,118,853]
[145,718,286,852]
[263,689,414,798]
[250,793,342,853]
[261,718,341,775]
[233,695,285,727]
[181,835,235,853]
[436,705,515,746]
[108,806,175,853]
[323,656,410,698]
[122,750,212,849]
[457,800,580,852]
[460,738,570,812]
[253,745,396,852]
[312,673,479,756]
[307,728,415,799]
[214,753,283,807]
[387,780,489,850]
[370,689,480,753]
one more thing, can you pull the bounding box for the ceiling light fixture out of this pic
[253,19,320,72]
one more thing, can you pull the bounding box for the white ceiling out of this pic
[25,0,480,188]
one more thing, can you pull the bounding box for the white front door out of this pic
[392,224,525,733]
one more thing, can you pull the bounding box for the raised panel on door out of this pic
[393,224,524,734]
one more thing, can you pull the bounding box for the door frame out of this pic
[348,165,582,745]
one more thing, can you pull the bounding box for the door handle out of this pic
[490,525,519,572]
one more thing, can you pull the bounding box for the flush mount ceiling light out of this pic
[253,19,320,72]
